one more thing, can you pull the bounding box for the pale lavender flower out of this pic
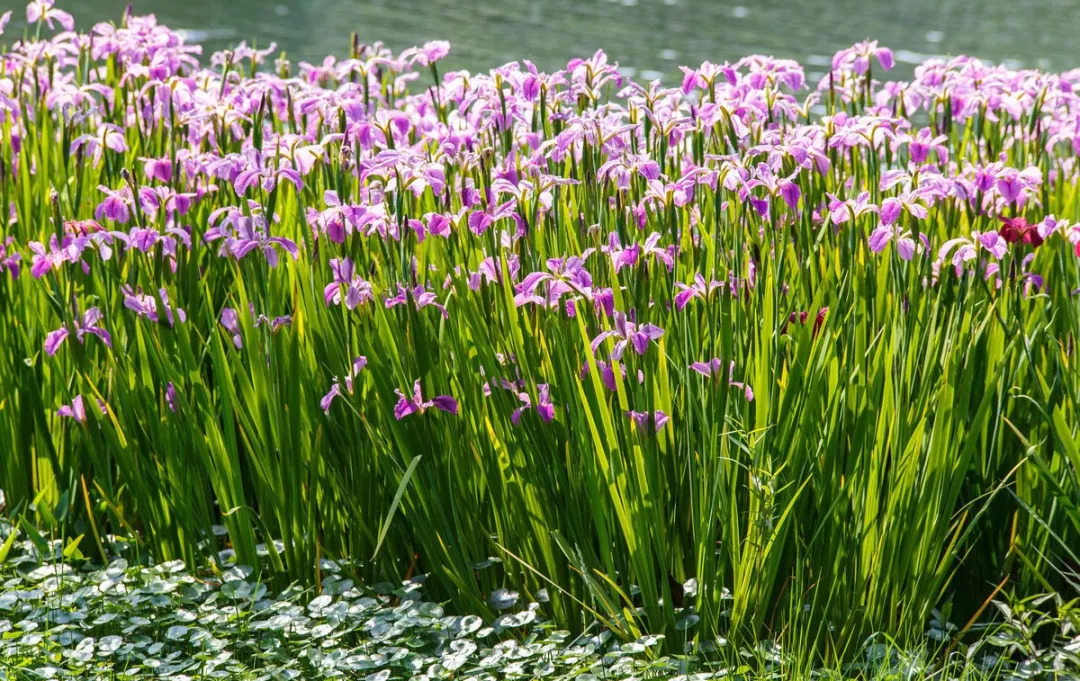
[467,199,521,236]
[26,0,74,32]
[879,192,928,226]
[902,127,948,165]
[994,166,1041,207]
[639,232,675,271]
[601,232,640,273]
[402,40,450,67]
[596,155,661,189]
[831,40,894,76]
[57,395,88,423]
[938,231,1008,275]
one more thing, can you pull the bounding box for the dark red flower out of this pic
[782,307,827,337]
[813,307,828,336]
[998,216,1043,249]
[998,216,1026,244]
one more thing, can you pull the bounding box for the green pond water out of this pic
[23,0,1080,79]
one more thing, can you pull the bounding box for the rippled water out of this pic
[28,0,1080,77]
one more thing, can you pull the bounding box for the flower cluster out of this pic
[0,0,1076,443]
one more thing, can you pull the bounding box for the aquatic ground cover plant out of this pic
[0,0,1078,659]
[0,523,1077,680]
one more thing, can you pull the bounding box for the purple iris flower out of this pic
[511,384,555,425]
[467,200,521,236]
[323,258,374,309]
[674,274,724,311]
[142,157,174,184]
[254,313,293,332]
[426,212,452,238]
[0,237,20,280]
[831,40,893,76]
[122,286,186,326]
[514,256,593,308]
[393,379,458,420]
[233,163,303,196]
[590,312,664,361]
[165,383,178,413]
[320,356,368,413]
[580,359,644,392]
[228,216,299,268]
[993,167,1040,207]
[639,232,676,271]
[220,308,243,349]
[879,193,928,227]
[384,283,448,318]
[868,225,927,260]
[626,409,669,433]
[29,239,63,279]
[45,307,112,357]
[596,155,661,189]
[690,359,754,401]
[94,186,132,224]
[317,190,359,244]
[57,395,88,423]
[71,124,126,165]
[904,128,948,165]
[56,395,107,423]
[602,232,640,273]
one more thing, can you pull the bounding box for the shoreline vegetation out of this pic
[0,1,1078,677]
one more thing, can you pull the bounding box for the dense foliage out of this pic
[1,525,1078,680]
[0,0,1078,659]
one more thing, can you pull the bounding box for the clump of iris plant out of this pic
[1,0,1078,657]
